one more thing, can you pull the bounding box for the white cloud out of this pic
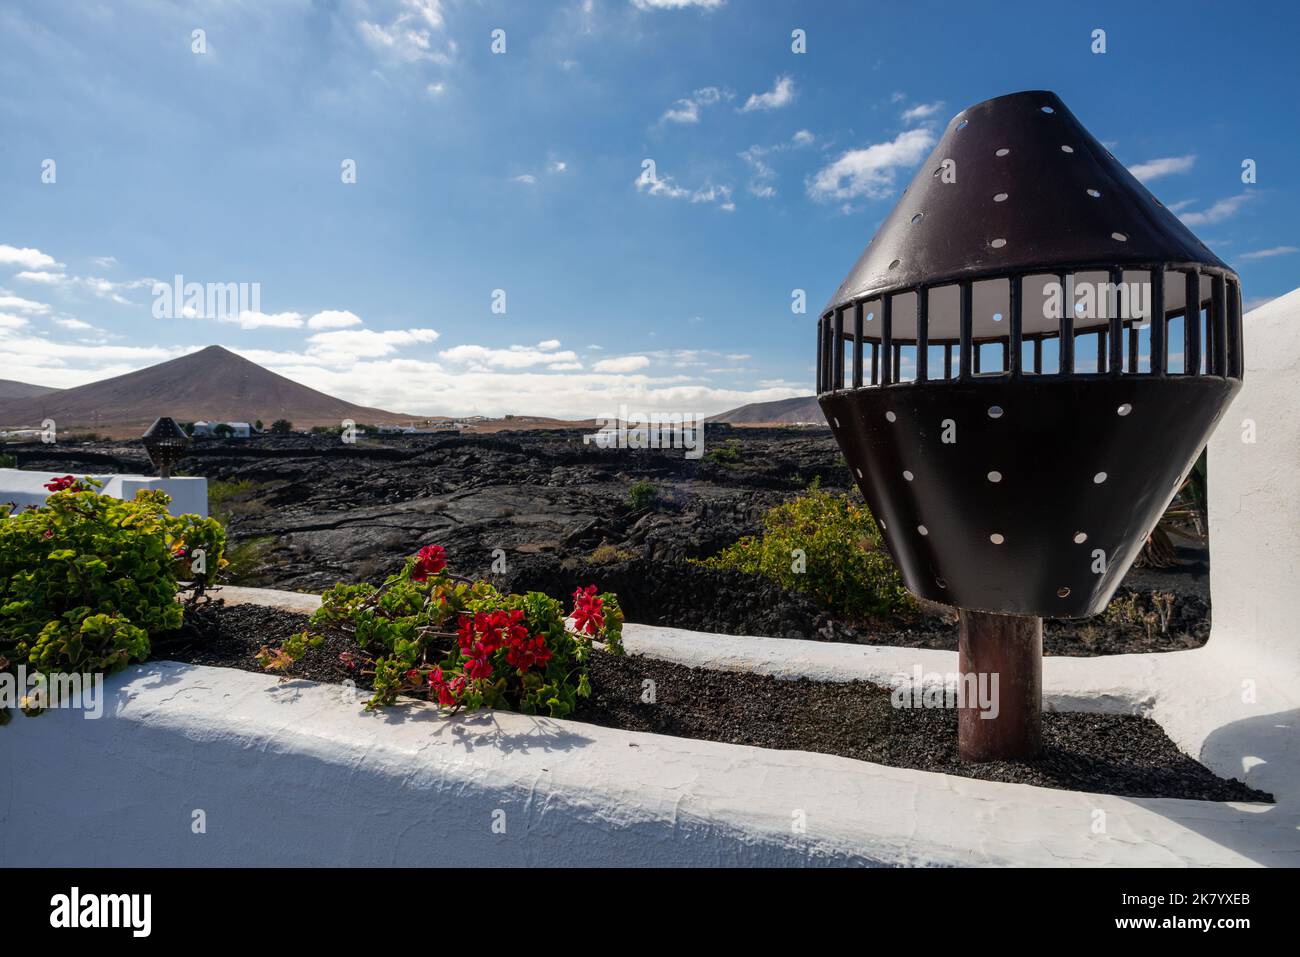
[548,160,567,173]
[807,128,936,202]
[14,270,64,284]
[52,317,95,331]
[593,355,651,373]
[13,269,154,304]
[0,245,63,270]
[635,165,733,208]
[631,0,724,10]
[91,256,118,269]
[0,324,802,419]
[901,101,944,123]
[307,309,364,330]
[308,327,440,360]
[0,293,51,314]
[0,313,30,330]
[513,174,538,185]
[229,310,305,330]
[1238,245,1299,260]
[660,86,727,124]
[792,129,814,146]
[1128,154,1196,183]
[426,82,446,96]
[439,343,580,369]
[740,75,795,113]
[635,165,690,199]
[1179,193,1252,227]
[359,0,456,65]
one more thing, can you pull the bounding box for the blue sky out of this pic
[1,0,1296,417]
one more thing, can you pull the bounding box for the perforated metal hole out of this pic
[989,533,1005,545]
[911,213,924,224]
[1093,471,1108,484]
[888,259,901,270]
[1060,144,1074,153]
[1057,586,1071,598]
[917,525,929,536]
[1073,531,1088,544]
[1086,188,1101,198]
[833,417,840,428]
[995,147,1010,157]
[987,470,1002,483]
[988,405,1004,419]
[903,470,914,481]
[956,119,968,130]
[885,411,897,422]
[993,312,1004,323]
[1041,106,1055,114]
[990,238,1007,249]
[1117,403,1132,416]
[993,192,1008,203]
[1111,232,1128,242]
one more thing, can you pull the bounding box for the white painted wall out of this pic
[2,292,1299,866]
[0,469,207,518]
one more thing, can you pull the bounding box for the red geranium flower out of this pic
[44,475,78,493]
[506,633,553,672]
[411,544,447,582]
[428,666,460,707]
[571,585,605,635]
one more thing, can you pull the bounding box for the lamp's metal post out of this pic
[957,610,1042,761]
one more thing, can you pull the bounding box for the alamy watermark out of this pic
[583,405,706,459]
[890,664,1000,719]
[0,667,104,718]
[152,274,261,320]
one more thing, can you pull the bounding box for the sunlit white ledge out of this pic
[2,293,1297,867]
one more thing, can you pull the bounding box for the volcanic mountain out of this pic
[0,345,414,436]
[709,394,826,426]
[0,379,60,400]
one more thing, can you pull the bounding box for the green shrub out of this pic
[703,439,742,466]
[260,545,623,717]
[627,479,659,510]
[0,478,227,718]
[694,481,914,620]
[0,453,16,469]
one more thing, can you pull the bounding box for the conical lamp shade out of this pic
[817,91,1243,618]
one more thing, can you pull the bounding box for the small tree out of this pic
[270,419,293,435]
[254,419,264,432]
[212,423,235,438]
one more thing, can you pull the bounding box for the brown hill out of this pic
[0,378,60,400]
[0,345,413,437]
[709,395,826,426]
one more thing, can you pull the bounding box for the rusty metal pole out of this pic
[958,610,1042,761]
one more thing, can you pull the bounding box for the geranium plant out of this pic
[0,476,227,720]
[260,545,624,717]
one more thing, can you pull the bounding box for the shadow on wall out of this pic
[1149,708,1300,866]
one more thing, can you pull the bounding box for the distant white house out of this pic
[190,420,251,439]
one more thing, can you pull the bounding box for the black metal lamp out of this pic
[817,91,1243,760]
[142,417,191,479]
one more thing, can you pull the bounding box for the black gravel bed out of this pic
[153,603,1271,804]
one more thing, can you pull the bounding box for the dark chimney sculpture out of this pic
[817,91,1243,760]
[142,417,191,479]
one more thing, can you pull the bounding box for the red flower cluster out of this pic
[571,585,605,635]
[411,544,447,582]
[44,475,78,493]
[427,666,466,707]
[454,608,552,685]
